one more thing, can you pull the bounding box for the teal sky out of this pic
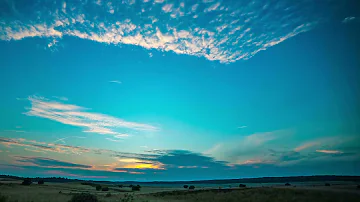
[0,0,359,181]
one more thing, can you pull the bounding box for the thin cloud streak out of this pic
[24,95,158,137]
[316,150,343,154]
[109,80,122,84]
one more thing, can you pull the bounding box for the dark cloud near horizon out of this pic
[14,156,92,169]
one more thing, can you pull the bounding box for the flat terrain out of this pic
[0,178,359,202]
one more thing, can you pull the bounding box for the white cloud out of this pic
[24,95,158,137]
[191,4,199,12]
[316,150,343,154]
[162,4,173,13]
[0,0,330,63]
[62,1,66,13]
[237,126,247,129]
[204,2,220,13]
[52,96,68,101]
[109,80,122,84]
[342,16,356,23]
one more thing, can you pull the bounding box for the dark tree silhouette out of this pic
[69,193,98,202]
[101,187,109,191]
[184,185,188,189]
[325,183,331,186]
[21,178,32,185]
[285,183,291,186]
[239,184,246,188]
[38,180,44,185]
[132,185,141,191]
[189,185,195,190]
[96,185,102,191]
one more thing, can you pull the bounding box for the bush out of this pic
[183,185,188,189]
[189,185,195,190]
[132,185,141,191]
[325,183,331,186]
[102,187,109,191]
[0,193,8,202]
[239,184,246,188]
[21,178,32,185]
[118,185,123,188]
[69,193,98,202]
[96,185,102,191]
[105,193,111,197]
[357,185,360,189]
[38,180,44,185]
[285,183,291,186]
[59,191,62,194]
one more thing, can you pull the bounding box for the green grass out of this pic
[148,188,360,202]
[0,179,359,202]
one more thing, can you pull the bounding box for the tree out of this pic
[38,180,44,185]
[69,193,98,202]
[21,178,32,185]
[118,185,123,188]
[285,183,291,186]
[325,183,331,186]
[239,184,246,188]
[102,187,109,191]
[96,185,102,191]
[183,185,188,189]
[189,185,195,190]
[132,185,141,191]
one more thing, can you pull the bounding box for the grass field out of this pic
[0,178,359,202]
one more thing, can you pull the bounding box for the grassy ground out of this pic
[0,179,359,202]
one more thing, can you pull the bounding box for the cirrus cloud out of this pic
[24,95,158,137]
[0,0,337,63]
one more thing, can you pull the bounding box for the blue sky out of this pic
[0,0,359,181]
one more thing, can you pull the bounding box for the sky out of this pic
[0,0,359,181]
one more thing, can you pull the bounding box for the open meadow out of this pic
[1,178,359,202]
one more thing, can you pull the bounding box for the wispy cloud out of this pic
[109,80,122,84]
[0,137,90,154]
[14,156,92,169]
[237,126,247,129]
[24,95,158,137]
[4,130,28,133]
[342,16,356,23]
[52,96,68,101]
[316,149,343,154]
[44,170,108,179]
[294,141,319,152]
[0,0,332,63]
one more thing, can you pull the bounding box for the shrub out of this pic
[118,185,123,188]
[183,185,188,189]
[129,184,133,187]
[357,185,360,189]
[132,185,141,191]
[105,193,111,197]
[96,185,102,191]
[239,184,246,188]
[102,187,109,191]
[325,183,331,186]
[21,178,32,185]
[121,193,134,202]
[0,193,8,202]
[38,180,44,185]
[59,191,62,194]
[69,193,98,202]
[285,183,291,186]
[189,185,195,190]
